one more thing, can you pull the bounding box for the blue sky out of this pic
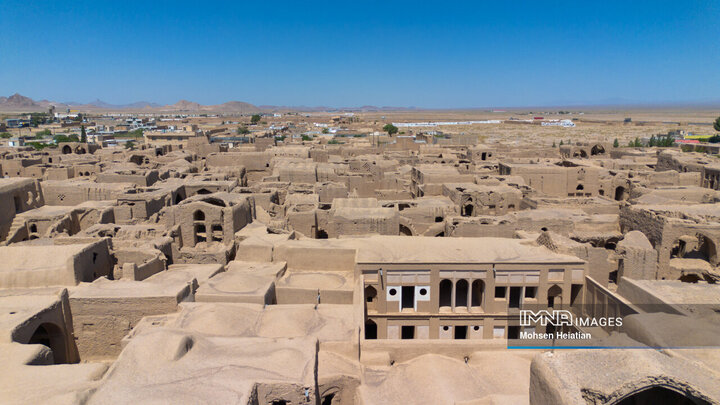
[0,0,718,108]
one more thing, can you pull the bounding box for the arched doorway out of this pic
[439,279,452,309]
[615,186,627,201]
[616,385,711,405]
[27,323,67,364]
[462,202,474,217]
[547,285,562,308]
[455,279,469,308]
[471,280,484,310]
[590,145,605,155]
[399,224,413,236]
[365,286,377,311]
[671,234,718,265]
[365,319,377,339]
[573,149,588,158]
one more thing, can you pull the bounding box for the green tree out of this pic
[648,135,656,147]
[301,134,312,141]
[714,116,720,132]
[125,141,135,149]
[80,125,87,143]
[0,132,11,139]
[53,134,79,143]
[35,129,52,138]
[382,123,398,135]
[251,114,261,124]
[559,140,564,146]
[237,126,250,135]
[552,141,556,147]
[322,128,329,134]
[659,134,675,147]
[127,128,144,138]
[613,138,619,148]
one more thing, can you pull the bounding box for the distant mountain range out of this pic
[3,92,719,114]
[0,93,423,114]
[0,93,262,114]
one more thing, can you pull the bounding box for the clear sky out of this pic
[1,0,718,108]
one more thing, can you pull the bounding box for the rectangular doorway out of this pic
[401,286,414,310]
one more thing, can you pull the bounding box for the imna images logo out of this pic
[520,309,622,328]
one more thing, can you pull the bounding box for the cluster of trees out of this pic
[647,134,674,147]
[53,134,80,143]
[628,138,643,147]
[250,114,261,125]
[237,126,250,135]
[126,128,144,138]
[34,129,52,138]
[29,112,51,127]
[383,123,398,135]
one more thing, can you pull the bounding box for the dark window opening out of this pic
[317,229,328,239]
[439,279,452,308]
[365,320,377,339]
[455,279,468,307]
[321,393,336,405]
[435,216,443,222]
[193,210,205,221]
[679,273,701,283]
[508,326,520,339]
[509,287,522,308]
[494,286,506,298]
[365,286,377,303]
[524,286,537,299]
[401,286,414,310]
[197,188,212,195]
[13,195,21,213]
[548,285,562,308]
[462,203,474,217]
[401,325,414,339]
[194,224,207,243]
[454,325,467,339]
[211,224,223,242]
[570,284,582,306]
[471,280,484,308]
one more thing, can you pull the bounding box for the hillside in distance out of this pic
[0,93,261,114]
